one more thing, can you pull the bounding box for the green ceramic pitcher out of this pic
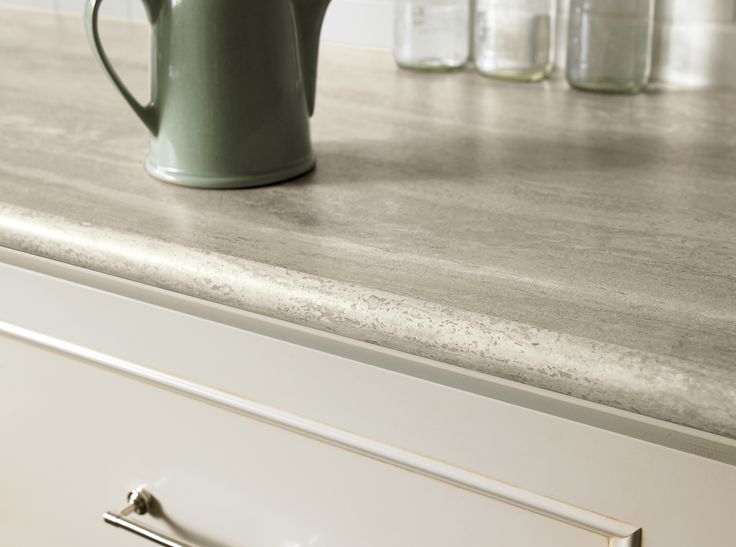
[85,0,331,188]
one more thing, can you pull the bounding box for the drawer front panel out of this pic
[0,334,607,547]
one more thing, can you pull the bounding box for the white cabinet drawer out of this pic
[3,253,736,547]
[1,335,610,547]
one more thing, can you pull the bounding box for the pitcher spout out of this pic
[292,0,331,116]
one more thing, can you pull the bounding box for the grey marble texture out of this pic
[1,10,735,438]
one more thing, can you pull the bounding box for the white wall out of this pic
[322,0,393,48]
[0,0,394,48]
[2,0,736,86]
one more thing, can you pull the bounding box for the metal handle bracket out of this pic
[103,487,195,547]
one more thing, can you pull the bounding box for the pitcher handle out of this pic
[84,0,157,134]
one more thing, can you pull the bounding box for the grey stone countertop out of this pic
[1,9,735,438]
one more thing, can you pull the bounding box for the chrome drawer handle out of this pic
[103,487,196,547]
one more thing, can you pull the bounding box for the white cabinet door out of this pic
[3,251,736,547]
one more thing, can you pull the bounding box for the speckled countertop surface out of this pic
[1,10,735,438]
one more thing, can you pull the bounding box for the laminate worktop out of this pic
[1,9,735,438]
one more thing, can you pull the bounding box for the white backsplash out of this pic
[2,0,734,86]
[0,0,395,47]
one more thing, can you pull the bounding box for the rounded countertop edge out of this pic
[1,202,735,440]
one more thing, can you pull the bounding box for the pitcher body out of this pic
[86,0,331,188]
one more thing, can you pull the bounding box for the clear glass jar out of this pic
[394,0,470,71]
[474,0,557,82]
[566,0,654,94]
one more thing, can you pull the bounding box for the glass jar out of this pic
[474,0,557,82]
[394,0,470,71]
[566,0,654,94]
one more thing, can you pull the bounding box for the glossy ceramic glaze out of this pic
[85,0,331,188]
